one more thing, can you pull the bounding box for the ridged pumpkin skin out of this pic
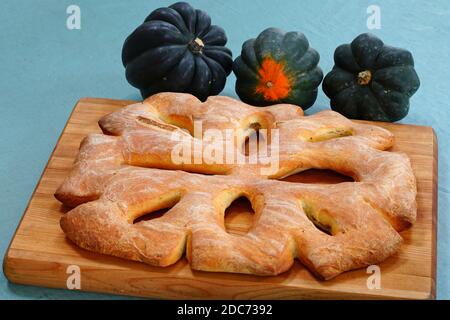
[122,1,233,101]
[233,28,323,110]
[322,33,420,122]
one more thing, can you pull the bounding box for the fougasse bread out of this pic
[55,92,416,280]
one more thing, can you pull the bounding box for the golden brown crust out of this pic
[55,92,417,280]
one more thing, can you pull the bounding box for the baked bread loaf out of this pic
[55,92,416,280]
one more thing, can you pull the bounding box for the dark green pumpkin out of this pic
[233,28,323,110]
[322,33,420,122]
[122,2,233,101]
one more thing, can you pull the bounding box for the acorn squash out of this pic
[322,33,420,122]
[233,28,323,110]
[122,2,233,101]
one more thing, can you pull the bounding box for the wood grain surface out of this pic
[3,98,438,299]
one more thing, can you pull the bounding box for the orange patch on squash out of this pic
[255,57,292,101]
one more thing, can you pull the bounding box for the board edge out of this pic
[430,128,438,299]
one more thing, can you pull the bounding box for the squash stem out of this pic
[357,70,372,86]
[188,37,205,54]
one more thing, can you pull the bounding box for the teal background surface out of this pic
[0,0,448,299]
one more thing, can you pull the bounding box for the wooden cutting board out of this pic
[3,98,437,299]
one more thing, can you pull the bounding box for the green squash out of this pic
[233,28,323,110]
[322,33,420,122]
[122,2,233,101]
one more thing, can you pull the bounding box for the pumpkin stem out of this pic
[188,37,205,54]
[357,70,372,86]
